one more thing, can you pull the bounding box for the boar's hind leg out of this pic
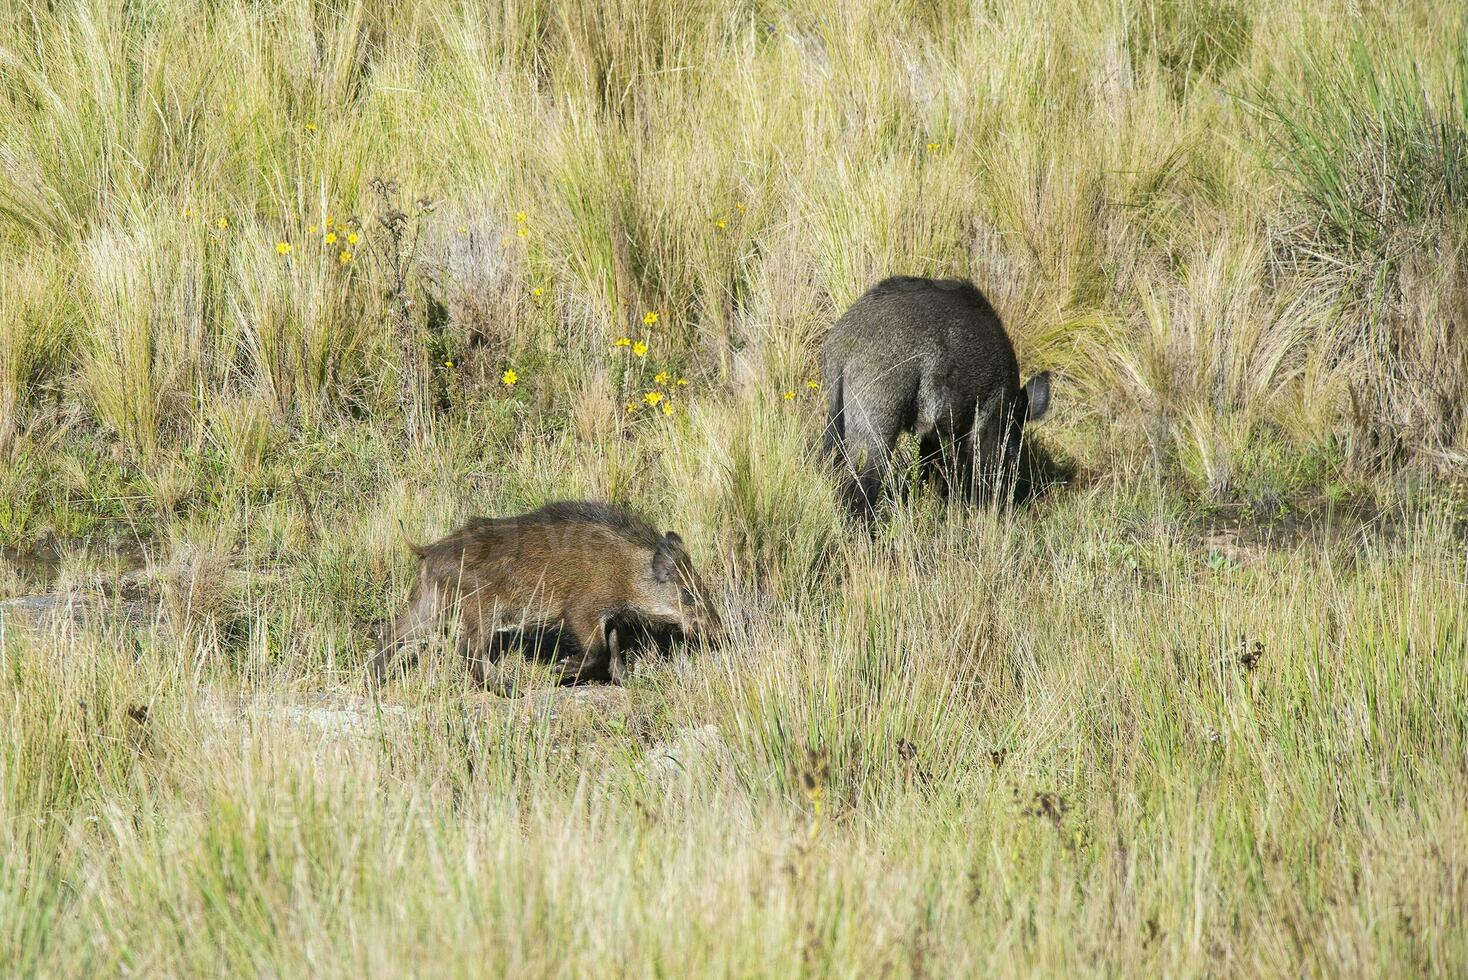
[822,370,846,461]
[365,582,442,686]
[913,375,972,501]
[840,405,901,519]
[366,622,411,687]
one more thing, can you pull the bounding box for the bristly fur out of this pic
[865,275,1000,317]
[419,500,665,561]
[528,500,664,550]
[820,275,1048,517]
[368,499,720,689]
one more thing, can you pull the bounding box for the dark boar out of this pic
[367,501,720,687]
[821,276,1051,517]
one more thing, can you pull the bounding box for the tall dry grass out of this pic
[1,0,1466,975]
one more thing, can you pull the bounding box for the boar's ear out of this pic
[1022,371,1051,423]
[652,532,682,581]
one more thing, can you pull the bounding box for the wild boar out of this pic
[820,275,1051,517]
[367,501,721,688]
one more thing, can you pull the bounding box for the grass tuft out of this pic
[0,1,1465,974]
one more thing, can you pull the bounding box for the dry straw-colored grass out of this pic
[1,0,1466,975]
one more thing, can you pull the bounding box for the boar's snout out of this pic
[681,584,723,647]
[649,530,723,648]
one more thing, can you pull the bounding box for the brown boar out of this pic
[367,500,721,688]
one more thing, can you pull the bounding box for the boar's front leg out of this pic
[607,621,628,686]
[554,609,614,685]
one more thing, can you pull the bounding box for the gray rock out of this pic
[195,692,414,742]
[194,685,633,745]
[643,724,732,783]
[0,592,148,631]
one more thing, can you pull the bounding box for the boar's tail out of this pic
[396,519,428,558]
[822,369,844,460]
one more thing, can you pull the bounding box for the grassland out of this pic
[2,0,1467,975]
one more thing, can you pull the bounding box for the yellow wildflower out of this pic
[783,390,795,401]
[516,226,528,238]
[714,218,726,229]
[806,379,821,390]
[502,368,518,386]
[532,286,544,298]
[325,216,334,228]
[338,251,353,264]
[515,211,527,224]
[305,122,317,132]
[324,232,338,245]
[642,311,659,326]
[456,226,468,235]
[444,359,455,368]
[346,232,359,245]
[308,225,319,235]
[632,341,648,358]
[654,370,670,385]
[613,337,632,348]
[662,401,674,417]
[216,217,229,229]
[676,378,688,386]
[183,207,192,219]
[276,241,292,255]
[926,141,940,153]
[626,401,639,414]
[735,202,746,213]
[643,391,663,407]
